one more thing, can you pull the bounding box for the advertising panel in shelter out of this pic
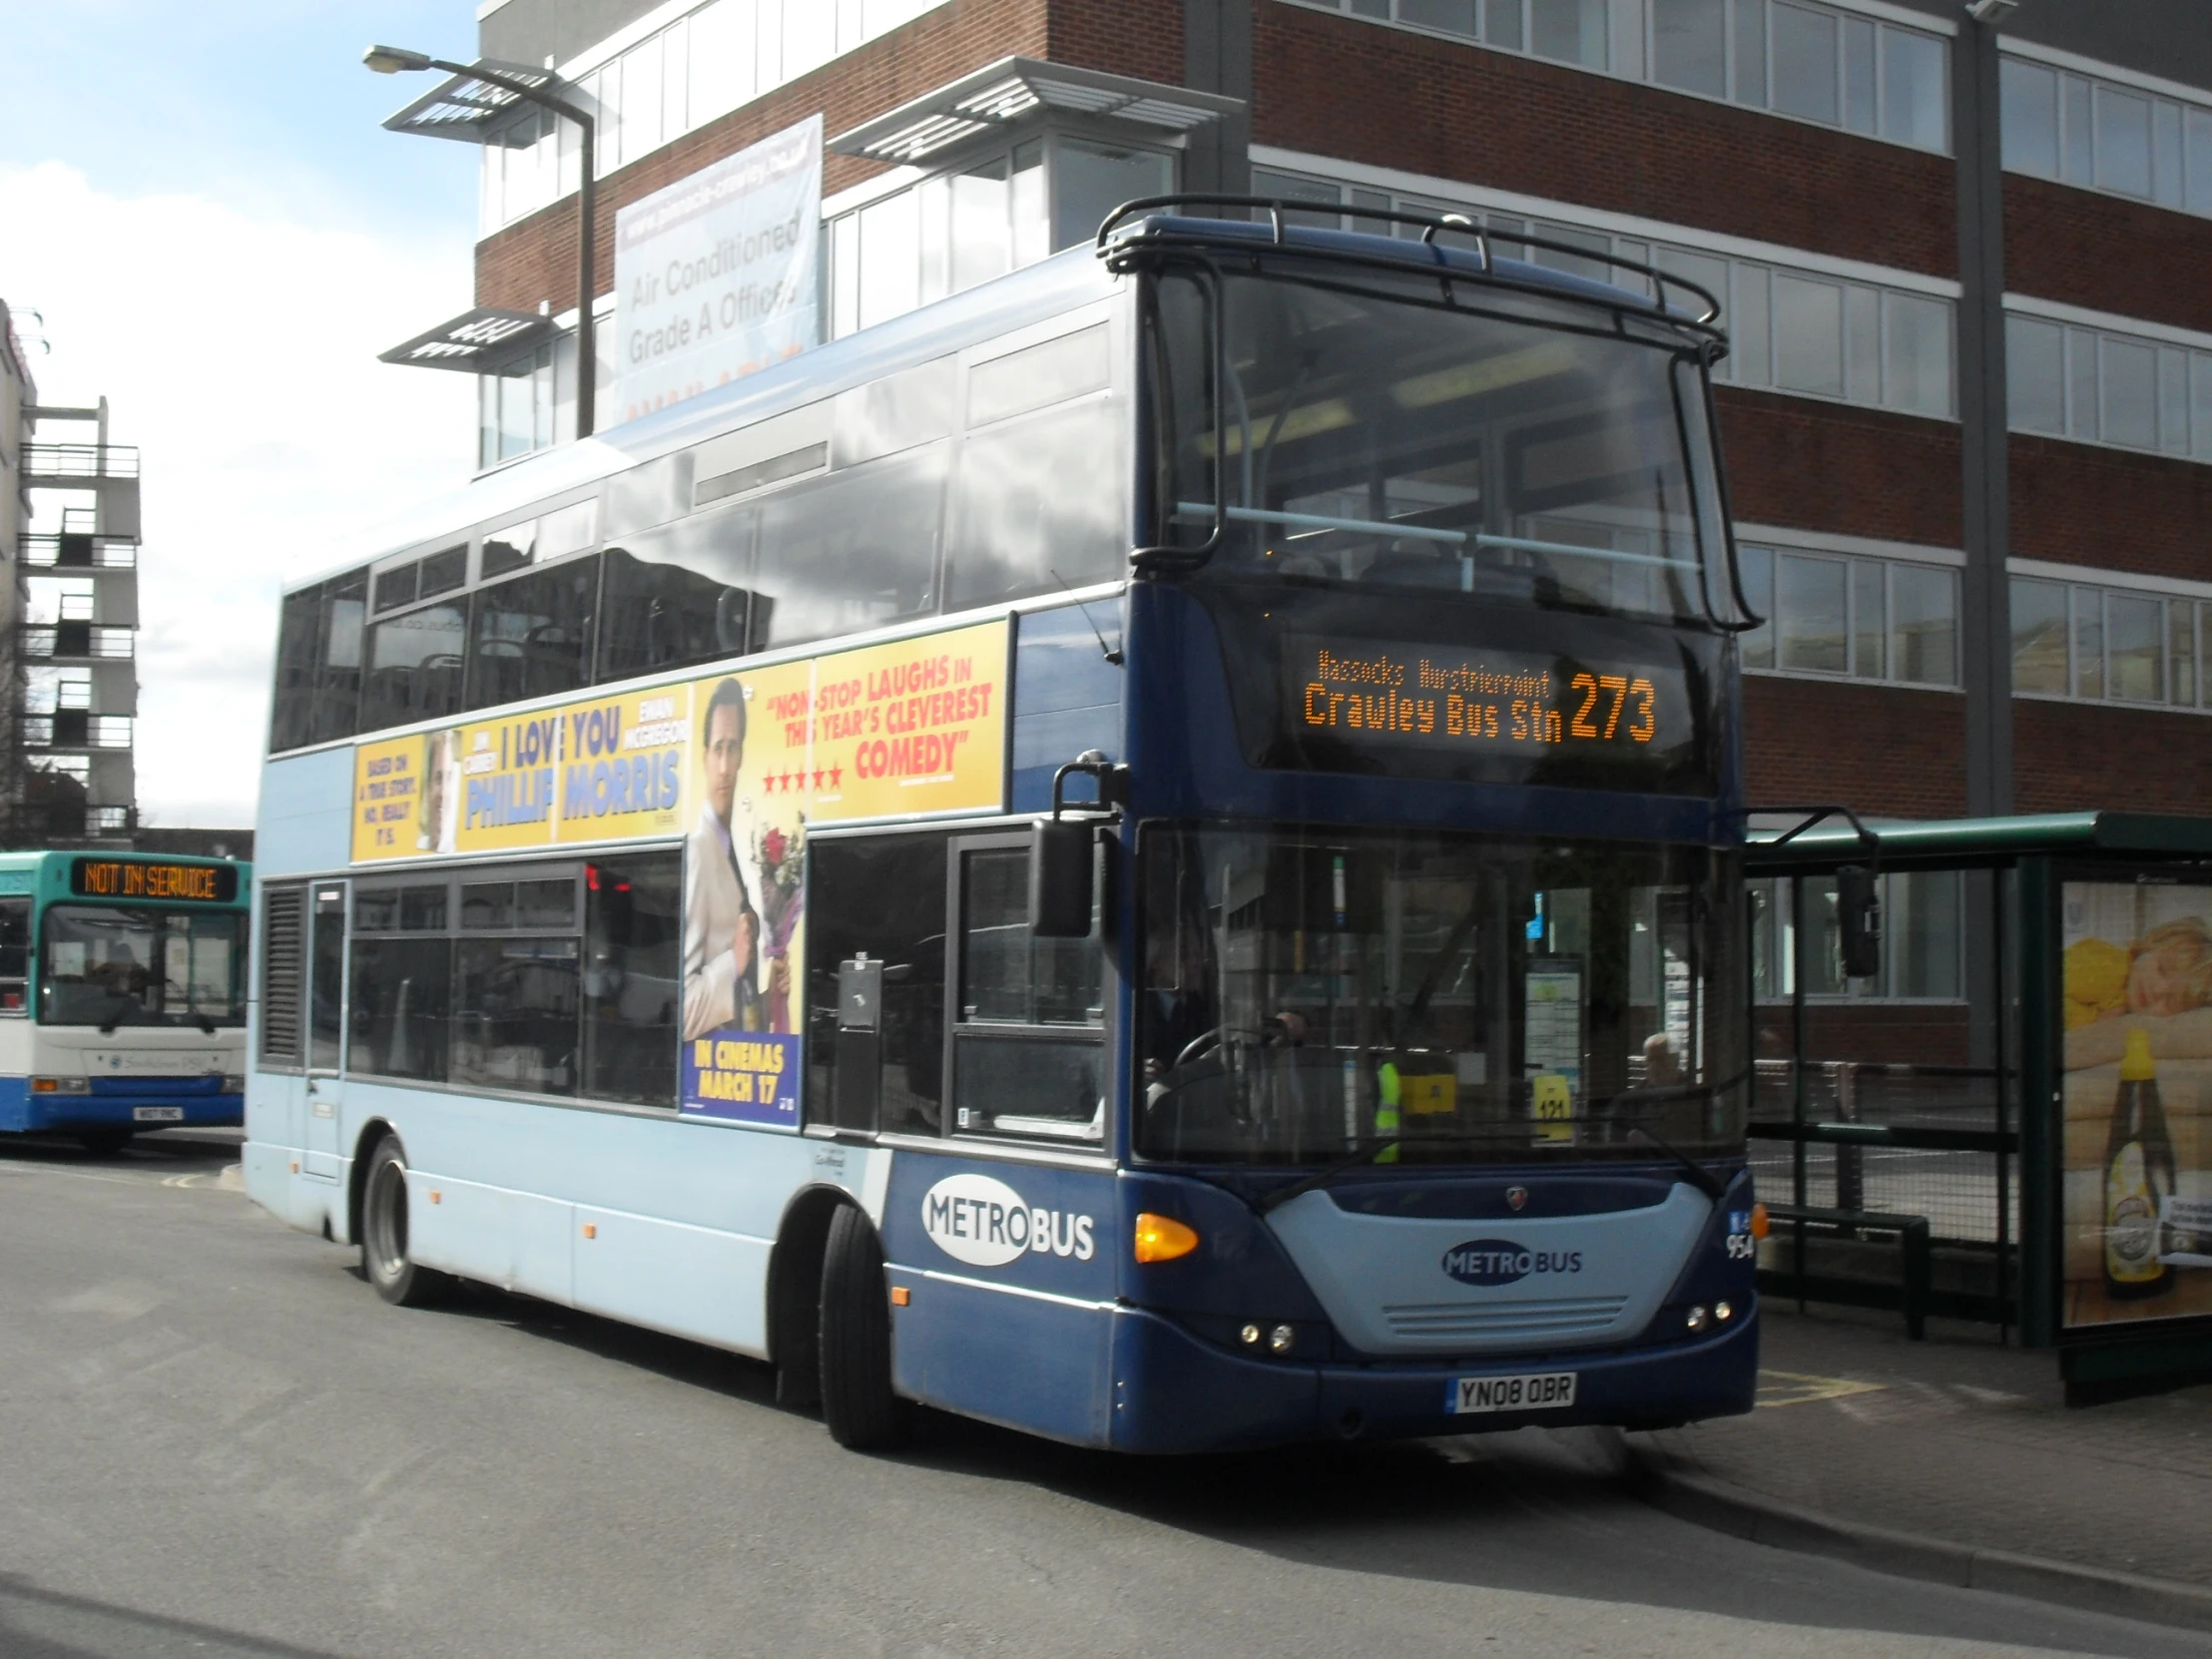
[347,619,1010,1129]
[2059,879,2212,1330]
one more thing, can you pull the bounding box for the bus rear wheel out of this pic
[360,1137,453,1309]
[77,1130,133,1156]
[818,1205,909,1450]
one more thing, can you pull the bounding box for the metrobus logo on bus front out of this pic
[920,1172,1095,1268]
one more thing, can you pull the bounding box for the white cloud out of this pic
[0,160,474,829]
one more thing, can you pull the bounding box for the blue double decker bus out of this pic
[0,849,250,1152]
[248,199,1761,1451]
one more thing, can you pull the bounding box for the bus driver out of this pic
[681,679,767,1040]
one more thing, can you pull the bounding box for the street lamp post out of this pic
[365,45,600,438]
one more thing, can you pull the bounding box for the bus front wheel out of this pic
[360,1137,453,1309]
[818,1205,909,1450]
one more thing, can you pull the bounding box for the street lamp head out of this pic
[363,44,435,75]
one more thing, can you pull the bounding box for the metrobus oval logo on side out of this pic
[921,1172,1095,1268]
[1440,1238,1582,1286]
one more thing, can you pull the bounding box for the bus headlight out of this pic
[1686,1305,1710,1333]
[32,1076,91,1095]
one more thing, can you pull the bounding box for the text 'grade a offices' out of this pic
[1291,637,1663,750]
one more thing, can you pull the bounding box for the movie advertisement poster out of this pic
[676,622,1008,1125]
[2059,879,2212,1330]
[350,620,1011,1130]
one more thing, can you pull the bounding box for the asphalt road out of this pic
[0,1131,2199,1659]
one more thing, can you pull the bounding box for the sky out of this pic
[0,2,492,830]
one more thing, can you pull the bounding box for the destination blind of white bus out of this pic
[1293,641,1660,750]
[71,859,234,901]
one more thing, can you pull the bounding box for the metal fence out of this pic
[1750,1059,2018,1327]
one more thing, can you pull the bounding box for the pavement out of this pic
[6,1131,2205,1658]
[1633,1300,2212,1630]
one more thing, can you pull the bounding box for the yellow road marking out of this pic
[1756,1369,1888,1408]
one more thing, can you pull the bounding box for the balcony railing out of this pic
[21,714,133,751]
[21,624,133,661]
[19,533,138,570]
[22,443,140,479]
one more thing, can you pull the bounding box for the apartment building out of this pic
[0,300,139,844]
[376,0,2212,1053]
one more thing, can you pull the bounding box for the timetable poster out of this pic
[2058,879,2212,1331]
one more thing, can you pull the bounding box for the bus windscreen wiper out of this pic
[1620,1120,1727,1202]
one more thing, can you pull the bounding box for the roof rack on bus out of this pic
[1093,194,1724,330]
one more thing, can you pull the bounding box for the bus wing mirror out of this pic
[1030,819,1095,939]
[1837,864,1882,981]
[1033,751,1124,938]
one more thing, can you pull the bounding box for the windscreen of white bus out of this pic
[39,906,248,1030]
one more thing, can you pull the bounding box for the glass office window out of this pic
[1653,0,1724,92]
[2009,579,2068,695]
[2012,577,2212,714]
[1316,0,1946,152]
[1740,543,1957,689]
[1770,2,1840,128]
[1255,165,1953,420]
[1773,276,1845,397]
[2003,54,2212,221]
[2007,312,2212,457]
[1880,26,1945,152]
[1776,553,1847,674]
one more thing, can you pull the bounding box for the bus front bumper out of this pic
[1106,1301,1758,1454]
[1,1081,244,1136]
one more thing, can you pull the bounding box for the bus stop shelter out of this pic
[1746,812,2212,1394]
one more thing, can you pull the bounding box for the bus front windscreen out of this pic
[39,905,248,1029]
[1147,267,1737,626]
[1135,825,1746,1166]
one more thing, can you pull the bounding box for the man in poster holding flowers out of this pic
[681,678,791,1039]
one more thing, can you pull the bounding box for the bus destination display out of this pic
[1286,634,1689,765]
[69,858,239,903]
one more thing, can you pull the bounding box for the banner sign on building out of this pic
[613,114,823,425]
[2058,878,2212,1330]
[347,619,1010,1128]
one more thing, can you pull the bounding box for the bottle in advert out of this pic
[2101,1027,2178,1301]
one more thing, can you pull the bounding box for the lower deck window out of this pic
[347,850,680,1106]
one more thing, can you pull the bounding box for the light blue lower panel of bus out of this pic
[257,1078,887,1361]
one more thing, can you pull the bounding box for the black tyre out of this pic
[360,1137,454,1308]
[77,1130,133,1156]
[819,1205,909,1450]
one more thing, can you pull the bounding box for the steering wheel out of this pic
[1172,1026,1269,1069]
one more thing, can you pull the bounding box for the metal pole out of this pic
[1993,865,2010,1345]
[575,116,596,438]
[417,60,597,437]
[1792,872,1808,1309]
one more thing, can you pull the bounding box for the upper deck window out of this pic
[1147,267,1736,629]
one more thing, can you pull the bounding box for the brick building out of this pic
[378,0,2212,1053]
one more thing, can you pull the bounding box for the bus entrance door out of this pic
[302,883,346,1181]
